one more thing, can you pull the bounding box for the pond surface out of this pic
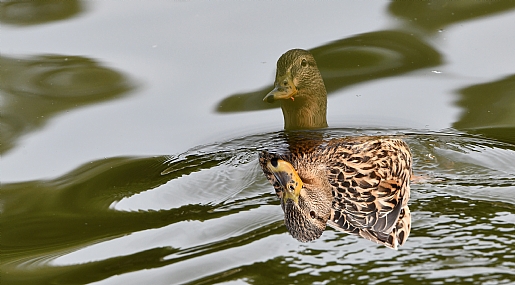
[1,1,515,284]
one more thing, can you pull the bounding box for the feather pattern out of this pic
[259,49,412,249]
[259,137,412,249]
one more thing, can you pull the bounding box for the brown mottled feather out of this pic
[259,137,412,249]
[260,49,412,249]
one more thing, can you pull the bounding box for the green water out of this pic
[1,1,515,284]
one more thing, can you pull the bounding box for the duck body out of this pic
[259,137,412,249]
[260,49,412,249]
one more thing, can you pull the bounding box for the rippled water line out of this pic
[2,129,515,284]
[113,158,264,212]
[90,231,296,285]
[52,205,282,266]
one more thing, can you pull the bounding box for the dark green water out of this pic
[1,1,515,284]
[3,129,515,284]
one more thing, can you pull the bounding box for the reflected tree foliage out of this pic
[0,55,134,154]
[453,75,515,145]
[0,0,82,26]
[0,133,279,284]
[389,0,515,31]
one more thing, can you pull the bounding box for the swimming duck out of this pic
[259,49,412,249]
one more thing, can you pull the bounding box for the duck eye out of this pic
[301,59,308,67]
[310,211,316,219]
[270,158,278,167]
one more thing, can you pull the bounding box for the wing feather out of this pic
[325,139,412,249]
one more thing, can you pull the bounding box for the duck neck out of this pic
[281,90,328,130]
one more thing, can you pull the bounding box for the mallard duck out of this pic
[260,49,412,249]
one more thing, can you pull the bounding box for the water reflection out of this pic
[389,0,515,31]
[216,30,441,113]
[0,55,134,154]
[0,132,276,284]
[3,1,515,284]
[1,129,514,284]
[453,74,515,145]
[0,0,82,26]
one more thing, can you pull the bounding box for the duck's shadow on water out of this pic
[2,128,515,283]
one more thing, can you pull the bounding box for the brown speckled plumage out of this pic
[260,49,413,249]
[259,138,412,249]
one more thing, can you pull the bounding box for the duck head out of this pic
[263,49,328,130]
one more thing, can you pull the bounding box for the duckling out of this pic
[260,49,412,249]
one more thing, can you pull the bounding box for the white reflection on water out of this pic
[26,129,513,284]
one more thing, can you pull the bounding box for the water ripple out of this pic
[1,129,515,284]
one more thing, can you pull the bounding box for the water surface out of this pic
[1,1,515,284]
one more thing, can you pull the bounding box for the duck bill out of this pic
[263,71,298,103]
[266,159,303,204]
[282,187,300,205]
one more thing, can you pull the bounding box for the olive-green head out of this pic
[261,153,331,242]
